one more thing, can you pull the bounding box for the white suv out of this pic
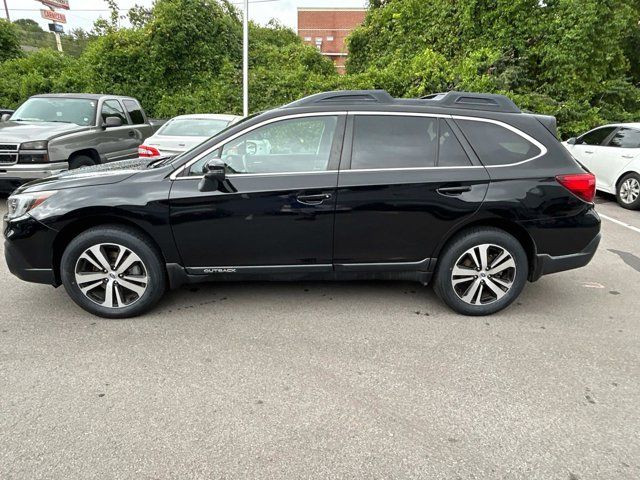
[564,123,640,209]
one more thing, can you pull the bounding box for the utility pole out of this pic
[3,0,10,21]
[243,0,249,117]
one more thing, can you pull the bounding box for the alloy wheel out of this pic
[451,243,516,305]
[74,243,149,309]
[620,178,640,204]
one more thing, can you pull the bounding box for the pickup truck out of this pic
[0,93,163,191]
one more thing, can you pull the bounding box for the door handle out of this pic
[436,186,472,196]
[128,130,136,138]
[622,154,635,159]
[296,193,332,205]
[584,150,594,154]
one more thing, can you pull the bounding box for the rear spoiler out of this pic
[533,114,558,139]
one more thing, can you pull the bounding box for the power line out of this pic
[8,0,279,11]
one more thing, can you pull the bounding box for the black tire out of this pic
[433,227,528,316]
[616,173,640,210]
[60,226,166,319]
[69,154,95,170]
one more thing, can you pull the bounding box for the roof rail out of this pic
[283,89,521,114]
[420,91,521,113]
[283,90,394,108]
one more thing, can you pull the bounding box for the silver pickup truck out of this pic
[0,93,163,191]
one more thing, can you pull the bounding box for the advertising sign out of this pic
[39,0,70,10]
[41,9,67,23]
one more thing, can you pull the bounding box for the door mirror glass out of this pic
[566,137,577,145]
[104,116,123,128]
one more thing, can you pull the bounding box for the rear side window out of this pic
[606,128,640,148]
[579,127,615,146]
[351,115,437,169]
[123,100,145,124]
[438,120,471,167]
[456,119,541,166]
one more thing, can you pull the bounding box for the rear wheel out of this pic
[60,226,166,318]
[69,154,95,170]
[434,227,528,316]
[616,173,640,210]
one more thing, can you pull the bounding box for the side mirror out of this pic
[566,137,578,145]
[0,114,11,122]
[104,116,123,128]
[198,158,226,192]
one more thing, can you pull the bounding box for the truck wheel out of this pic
[616,173,640,210]
[60,226,166,318]
[69,154,95,170]
[433,227,528,316]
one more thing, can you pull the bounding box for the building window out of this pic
[304,37,311,41]
[326,36,334,41]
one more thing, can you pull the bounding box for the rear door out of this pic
[333,114,489,269]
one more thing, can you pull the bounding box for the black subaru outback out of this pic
[4,90,600,318]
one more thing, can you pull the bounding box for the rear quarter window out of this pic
[455,119,542,166]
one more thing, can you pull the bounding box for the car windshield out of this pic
[11,98,97,126]
[157,118,231,137]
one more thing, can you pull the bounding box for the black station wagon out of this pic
[4,90,601,318]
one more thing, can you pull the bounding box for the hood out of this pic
[15,157,157,194]
[0,121,90,143]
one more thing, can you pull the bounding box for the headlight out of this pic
[6,191,56,221]
[20,140,48,150]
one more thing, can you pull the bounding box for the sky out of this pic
[4,0,368,32]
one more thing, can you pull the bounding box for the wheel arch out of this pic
[432,218,537,279]
[69,149,101,164]
[615,168,640,189]
[52,215,166,285]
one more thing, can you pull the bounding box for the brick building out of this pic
[297,7,367,74]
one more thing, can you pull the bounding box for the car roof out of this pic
[169,114,241,121]
[30,93,138,101]
[600,123,640,129]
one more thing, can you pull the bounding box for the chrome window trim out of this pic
[169,110,548,180]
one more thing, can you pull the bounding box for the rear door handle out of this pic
[622,154,635,159]
[436,186,472,196]
[296,193,332,205]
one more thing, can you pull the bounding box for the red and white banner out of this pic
[39,0,70,10]
[41,9,67,23]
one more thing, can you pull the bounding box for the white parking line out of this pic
[599,213,640,234]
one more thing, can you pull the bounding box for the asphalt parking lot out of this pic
[0,195,639,480]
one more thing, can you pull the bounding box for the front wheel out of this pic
[60,226,166,318]
[616,173,640,210]
[434,227,528,316]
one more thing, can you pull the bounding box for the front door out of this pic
[333,114,490,269]
[99,99,142,161]
[598,127,640,189]
[566,126,617,190]
[169,114,345,273]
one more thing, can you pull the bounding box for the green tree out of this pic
[0,19,22,63]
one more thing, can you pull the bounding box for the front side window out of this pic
[189,116,338,175]
[606,128,640,149]
[351,115,437,169]
[101,100,129,125]
[579,127,615,146]
[123,100,145,124]
[456,119,541,166]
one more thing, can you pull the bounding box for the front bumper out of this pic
[4,214,59,286]
[531,233,601,281]
[0,162,68,181]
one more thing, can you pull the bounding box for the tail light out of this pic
[556,173,596,203]
[138,145,161,157]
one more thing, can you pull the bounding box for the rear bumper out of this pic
[0,162,68,180]
[531,233,601,281]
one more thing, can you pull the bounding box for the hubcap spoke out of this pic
[117,277,147,297]
[488,258,515,275]
[461,278,482,303]
[102,280,115,307]
[80,280,104,295]
[88,245,112,271]
[76,271,108,284]
[116,251,143,275]
[484,278,506,300]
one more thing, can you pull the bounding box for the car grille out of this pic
[0,144,18,165]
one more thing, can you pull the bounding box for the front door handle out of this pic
[296,193,332,205]
[437,186,472,196]
[128,130,136,138]
[584,150,594,154]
